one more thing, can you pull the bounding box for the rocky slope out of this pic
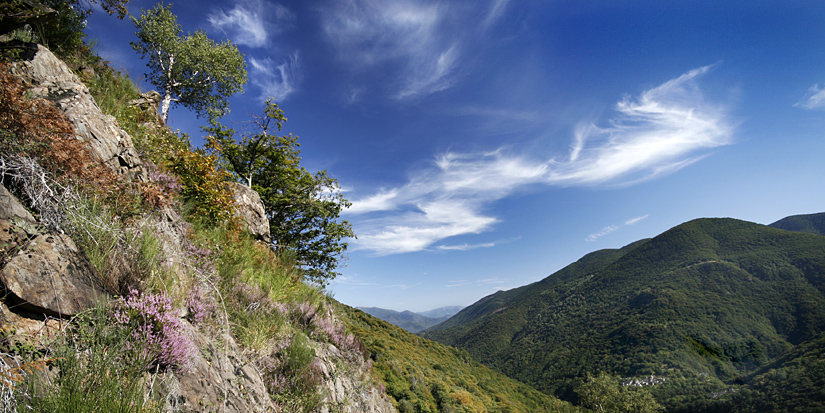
[0,44,394,412]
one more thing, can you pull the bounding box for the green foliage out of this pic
[338,304,579,413]
[0,0,127,62]
[84,62,190,167]
[270,332,324,412]
[705,330,825,412]
[423,217,825,411]
[16,307,162,412]
[195,221,303,303]
[206,99,354,285]
[65,196,174,295]
[170,147,236,225]
[34,0,88,60]
[576,372,663,413]
[131,2,247,122]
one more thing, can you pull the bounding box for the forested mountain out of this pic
[770,212,825,236]
[422,216,825,411]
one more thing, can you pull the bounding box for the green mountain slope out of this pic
[706,330,825,412]
[427,239,649,336]
[339,304,580,412]
[770,212,825,236]
[421,217,825,410]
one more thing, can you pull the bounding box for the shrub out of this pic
[259,332,324,412]
[170,148,236,225]
[15,307,162,412]
[113,289,195,372]
[186,283,216,325]
[224,282,286,352]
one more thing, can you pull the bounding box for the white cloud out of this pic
[795,83,825,109]
[352,199,499,255]
[625,214,650,226]
[585,214,649,242]
[331,275,417,290]
[585,225,620,242]
[482,0,509,28]
[346,66,733,254]
[437,242,496,251]
[208,0,293,48]
[319,0,491,99]
[345,189,399,214]
[249,52,300,102]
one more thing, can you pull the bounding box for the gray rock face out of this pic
[0,184,108,318]
[168,331,274,413]
[0,184,35,226]
[316,343,396,413]
[128,90,162,119]
[231,182,271,242]
[11,44,144,178]
[0,221,107,317]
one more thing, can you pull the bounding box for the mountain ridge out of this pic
[770,211,825,236]
[421,214,825,410]
[357,305,463,332]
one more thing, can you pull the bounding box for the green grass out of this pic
[15,307,163,412]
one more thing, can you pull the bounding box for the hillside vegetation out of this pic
[339,305,578,412]
[423,217,825,411]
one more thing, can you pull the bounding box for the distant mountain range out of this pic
[420,212,825,411]
[357,305,463,333]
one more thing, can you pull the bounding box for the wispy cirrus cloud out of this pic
[207,0,294,48]
[345,66,734,255]
[249,52,300,102]
[208,1,301,101]
[437,242,496,251]
[794,83,825,109]
[585,214,649,242]
[482,0,509,29]
[319,0,504,99]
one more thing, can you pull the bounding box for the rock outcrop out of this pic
[0,184,35,226]
[11,44,144,178]
[315,343,396,413]
[169,330,274,412]
[1,44,395,413]
[0,228,107,317]
[231,182,271,242]
[128,90,162,120]
[0,185,108,318]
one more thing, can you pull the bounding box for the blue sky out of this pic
[87,0,825,312]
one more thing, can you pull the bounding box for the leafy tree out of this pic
[206,99,354,285]
[576,372,663,413]
[131,2,247,123]
[1,0,127,60]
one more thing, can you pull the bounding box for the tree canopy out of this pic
[206,99,354,285]
[131,2,247,123]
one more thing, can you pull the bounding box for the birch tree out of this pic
[131,2,247,123]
